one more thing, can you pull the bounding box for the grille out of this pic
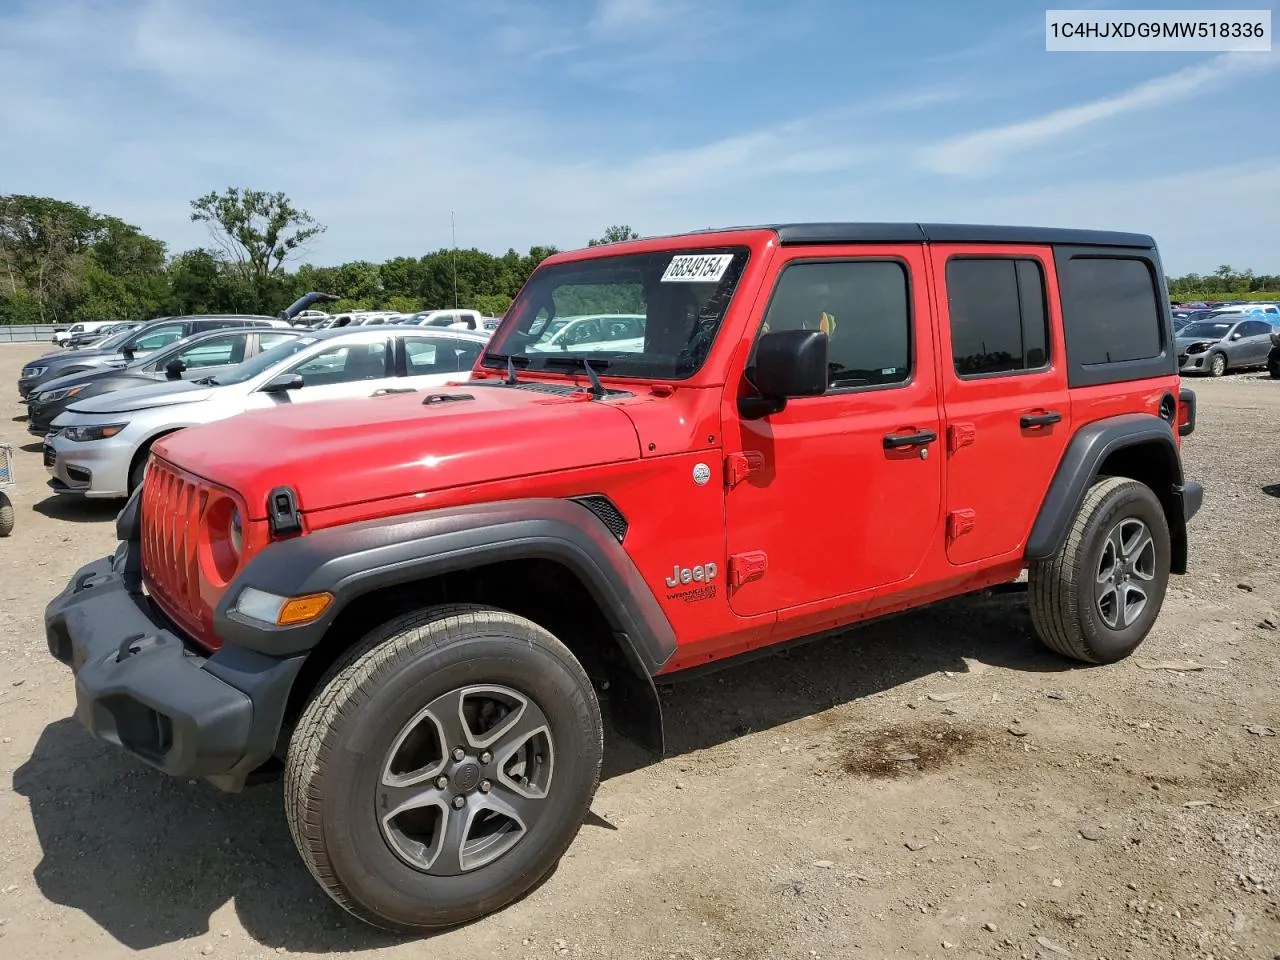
[571,494,628,542]
[140,457,213,641]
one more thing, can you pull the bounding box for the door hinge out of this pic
[725,451,765,488]
[729,551,768,587]
[947,509,977,540]
[947,422,976,454]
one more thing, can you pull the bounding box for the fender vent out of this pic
[571,494,628,542]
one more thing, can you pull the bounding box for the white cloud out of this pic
[924,161,1280,274]
[923,51,1280,175]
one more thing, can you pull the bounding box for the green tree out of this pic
[189,187,326,285]
[588,224,640,246]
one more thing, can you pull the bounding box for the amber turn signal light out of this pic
[277,592,334,625]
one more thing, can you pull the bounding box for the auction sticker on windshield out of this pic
[662,254,734,283]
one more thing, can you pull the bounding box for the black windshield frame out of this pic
[485,247,751,381]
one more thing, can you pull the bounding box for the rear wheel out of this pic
[1028,476,1171,664]
[284,604,603,932]
[0,493,13,537]
[1208,352,1227,377]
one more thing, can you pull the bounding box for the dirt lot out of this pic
[1,340,1277,960]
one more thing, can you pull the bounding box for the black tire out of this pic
[128,456,147,495]
[1268,355,1280,380]
[1028,476,1171,664]
[0,493,13,537]
[284,604,603,933]
[1208,351,1227,377]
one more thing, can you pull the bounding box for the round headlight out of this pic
[229,507,243,555]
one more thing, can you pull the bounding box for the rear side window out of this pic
[946,258,1049,377]
[757,259,911,390]
[1059,257,1162,364]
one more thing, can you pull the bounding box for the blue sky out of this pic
[1,0,1277,275]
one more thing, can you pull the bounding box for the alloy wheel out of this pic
[377,685,555,876]
[1094,517,1156,630]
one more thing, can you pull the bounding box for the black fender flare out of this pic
[212,498,675,751]
[1025,414,1194,574]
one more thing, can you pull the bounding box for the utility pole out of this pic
[451,211,458,309]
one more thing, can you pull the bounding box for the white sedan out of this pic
[45,326,488,499]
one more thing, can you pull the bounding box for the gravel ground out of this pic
[1,341,1277,960]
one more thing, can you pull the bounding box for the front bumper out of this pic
[27,399,61,436]
[1177,350,1216,374]
[45,431,135,498]
[44,549,305,792]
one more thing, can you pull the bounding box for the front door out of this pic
[724,245,944,618]
[929,245,1071,565]
[244,334,397,409]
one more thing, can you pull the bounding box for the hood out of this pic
[1175,335,1222,350]
[33,345,119,365]
[65,379,217,415]
[155,381,642,518]
[28,366,116,398]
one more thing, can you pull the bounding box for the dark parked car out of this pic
[27,327,304,435]
[65,321,143,348]
[18,315,280,399]
[1171,308,1217,332]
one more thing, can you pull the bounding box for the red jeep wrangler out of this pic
[45,222,1201,932]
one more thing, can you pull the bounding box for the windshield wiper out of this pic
[483,351,531,368]
[540,355,608,398]
[481,351,532,386]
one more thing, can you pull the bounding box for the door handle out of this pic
[1019,410,1062,429]
[883,429,938,449]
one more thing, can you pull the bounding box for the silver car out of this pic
[45,326,488,499]
[1175,317,1277,377]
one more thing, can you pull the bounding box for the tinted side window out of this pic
[289,340,390,386]
[131,323,187,351]
[946,258,1049,377]
[1059,257,1162,364]
[758,260,911,389]
[1243,320,1272,337]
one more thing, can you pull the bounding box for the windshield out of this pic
[209,336,319,385]
[486,248,750,380]
[94,326,141,350]
[1180,321,1234,339]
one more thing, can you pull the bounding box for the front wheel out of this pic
[1209,352,1227,377]
[1028,476,1171,664]
[1268,352,1280,379]
[284,604,603,933]
[0,492,13,537]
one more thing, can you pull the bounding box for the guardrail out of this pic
[0,325,58,343]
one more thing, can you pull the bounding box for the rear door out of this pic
[724,245,943,617]
[929,245,1070,566]
[1240,320,1274,364]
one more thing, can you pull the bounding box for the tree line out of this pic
[0,190,1273,325]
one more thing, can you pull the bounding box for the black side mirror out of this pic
[121,347,134,360]
[164,359,186,380]
[740,330,828,419]
[262,373,304,393]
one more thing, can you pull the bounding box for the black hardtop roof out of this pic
[700,222,1156,249]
